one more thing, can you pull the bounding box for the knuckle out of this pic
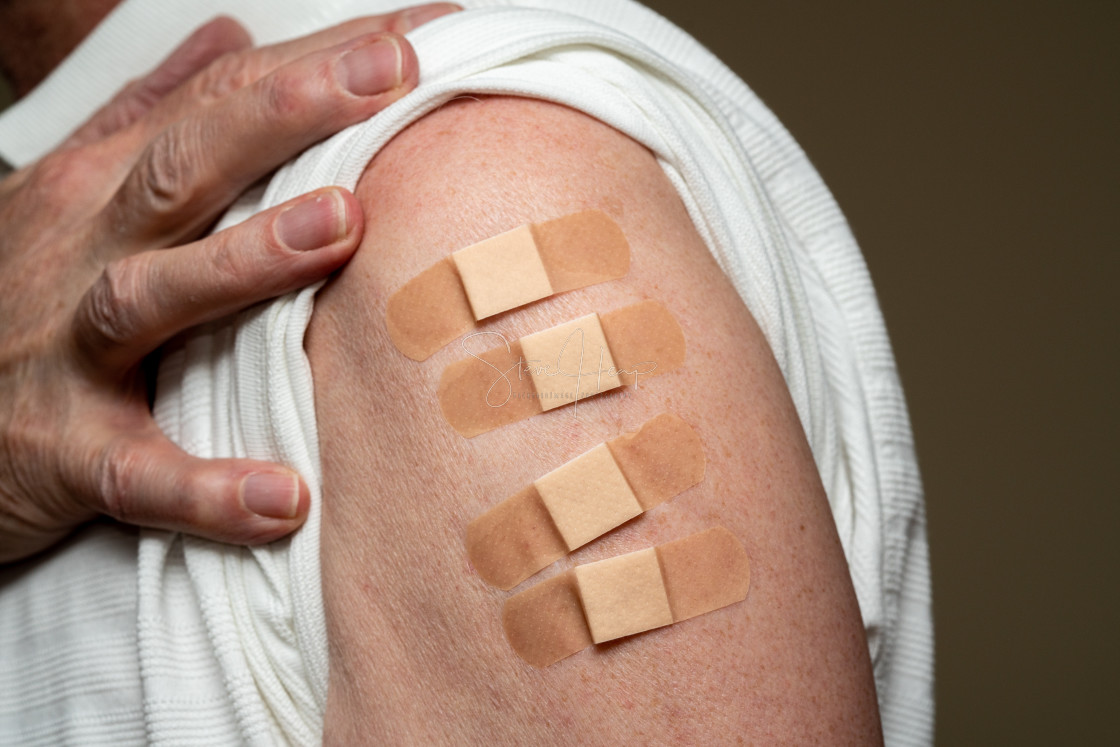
[209,232,250,283]
[192,50,258,103]
[96,96,148,139]
[261,66,318,120]
[129,129,197,217]
[122,74,167,112]
[81,258,151,349]
[27,150,91,198]
[31,151,74,187]
[205,214,292,291]
[23,144,121,218]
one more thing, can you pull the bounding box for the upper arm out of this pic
[307,96,881,744]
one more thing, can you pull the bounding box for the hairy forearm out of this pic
[309,96,881,744]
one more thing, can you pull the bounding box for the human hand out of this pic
[0,3,459,562]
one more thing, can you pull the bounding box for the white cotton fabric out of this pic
[0,0,932,744]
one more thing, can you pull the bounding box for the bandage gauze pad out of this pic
[438,301,686,437]
[502,527,751,667]
[520,314,621,411]
[535,444,641,550]
[467,413,706,589]
[386,210,630,360]
[574,547,673,643]
[453,224,553,319]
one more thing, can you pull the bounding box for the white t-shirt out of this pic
[0,1,933,744]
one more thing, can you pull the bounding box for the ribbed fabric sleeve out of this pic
[0,1,932,744]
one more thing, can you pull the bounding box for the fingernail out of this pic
[241,472,300,519]
[399,4,461,33]
[338,37,402,96]
[276,190,348,251]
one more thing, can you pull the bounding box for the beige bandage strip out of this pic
[502,527,751,667]
[467,413,706,589]
[438,300,686,437]
[386,210,630,360]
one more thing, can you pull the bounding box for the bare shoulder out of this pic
[307,96,881,744]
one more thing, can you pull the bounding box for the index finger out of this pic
[97,31,418,249]
[61,16,252,150]
[127,3,460,146]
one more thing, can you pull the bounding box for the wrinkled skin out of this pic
[0,4,461,562]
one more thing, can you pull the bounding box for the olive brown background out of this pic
[1,1,1116,743]
[637,1,1118,743]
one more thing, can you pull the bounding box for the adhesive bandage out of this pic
[386,210,630,360]
[438,300,686,437]
[467,413,706,589]
[502,527,751,667]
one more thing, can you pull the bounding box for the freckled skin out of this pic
[309,97,882,744]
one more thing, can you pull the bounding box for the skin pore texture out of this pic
[309,96,882,744]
